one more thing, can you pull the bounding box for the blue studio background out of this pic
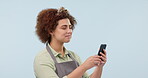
[0,0,148,78]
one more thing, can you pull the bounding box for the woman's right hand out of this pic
[81,55,101,70]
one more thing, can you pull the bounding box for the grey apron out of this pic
[46,43,79,78]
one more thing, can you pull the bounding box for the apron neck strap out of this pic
[67,53,76,62]
[67,53,79,67]
[46,42,78,66]
[46,42,58,63]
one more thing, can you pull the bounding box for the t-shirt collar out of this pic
[48,43,69,57]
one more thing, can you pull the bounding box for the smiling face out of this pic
[50,18,73,44]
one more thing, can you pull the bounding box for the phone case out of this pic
[98,44,107,56]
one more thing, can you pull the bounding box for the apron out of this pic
[46,43,80,78]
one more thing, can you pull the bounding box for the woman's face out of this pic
[50,18,73,43]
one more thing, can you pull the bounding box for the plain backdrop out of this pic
[0,0,148,78]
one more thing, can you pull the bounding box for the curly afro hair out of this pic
[35,7,77,43]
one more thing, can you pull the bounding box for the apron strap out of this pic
[68,53,79,67]
[46,42,58,63]
[46,42,79,66]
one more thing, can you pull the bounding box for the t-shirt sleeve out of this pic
[34,53,68,78]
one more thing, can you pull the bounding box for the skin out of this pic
[50,18,73,56]
[49,18,107,78]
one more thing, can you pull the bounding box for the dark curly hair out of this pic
[35,7,77,43]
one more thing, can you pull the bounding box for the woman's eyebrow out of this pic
[61,25,72,27]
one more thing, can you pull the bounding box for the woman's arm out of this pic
[90,49,107,78]
[67,54,103,78]
[67,64,87,78]
[90,65,103,78]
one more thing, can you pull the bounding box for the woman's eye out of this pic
[61,27,66,29]
[69,26,73,29]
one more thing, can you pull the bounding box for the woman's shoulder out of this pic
[34,48,52,62]
[35,48,48,57]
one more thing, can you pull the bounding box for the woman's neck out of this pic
[50,40,65,56]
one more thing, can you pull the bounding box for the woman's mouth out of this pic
[65,35,71,38]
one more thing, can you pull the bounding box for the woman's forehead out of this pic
[58,18,71,26]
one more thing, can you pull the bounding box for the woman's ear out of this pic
[48,30,53,36]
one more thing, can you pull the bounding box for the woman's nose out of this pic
[67,28,72,33]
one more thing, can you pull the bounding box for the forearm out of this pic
[90,66,103,78]
[67,64,87,78]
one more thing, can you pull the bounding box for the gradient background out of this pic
[0,0,148,78]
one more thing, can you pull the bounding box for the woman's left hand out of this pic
[97,49,107,67]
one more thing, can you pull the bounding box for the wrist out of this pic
[96,65,103,69]
[79,64,88,71]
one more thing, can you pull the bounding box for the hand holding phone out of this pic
[98,44,107,56]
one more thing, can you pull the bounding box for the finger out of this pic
[100,56,107,62]
[100,52,107,59]
[94,56,106,64]
[92,55,100,59]
[93,57,102,61]
[94,60,101,65]
[92,55,101,61]
[93,55,100,58]
[101,61,105,64]
[103,49,107,55]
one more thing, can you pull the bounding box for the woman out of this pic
[34,7,107,78]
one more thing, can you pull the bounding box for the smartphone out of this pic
[98,44,107,56]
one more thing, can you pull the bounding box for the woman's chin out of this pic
[64,40,71,43]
